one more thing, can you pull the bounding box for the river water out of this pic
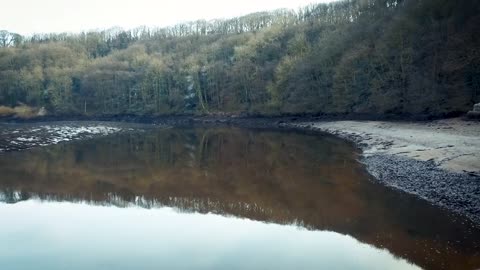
[0,126,478,270]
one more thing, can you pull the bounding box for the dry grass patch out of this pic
[0,106,15,116]
[0,105,42,118]
[13,105,38,119]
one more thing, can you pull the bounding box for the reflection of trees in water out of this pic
[0,190,296,226]
[0,127,339,226]
[0,127,479,270]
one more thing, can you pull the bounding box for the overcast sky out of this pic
[1,0,336,35]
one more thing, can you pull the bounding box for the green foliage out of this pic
[0,0,478,116]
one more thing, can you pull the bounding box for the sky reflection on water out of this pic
[0,200,420,270]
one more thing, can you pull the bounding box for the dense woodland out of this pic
[0,0,479,117]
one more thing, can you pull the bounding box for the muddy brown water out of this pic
[0,126,479,270]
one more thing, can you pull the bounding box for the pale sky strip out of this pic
[1,0,337,35]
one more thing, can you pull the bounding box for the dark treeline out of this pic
[0,0,479,117]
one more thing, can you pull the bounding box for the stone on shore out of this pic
[467,103,480,119]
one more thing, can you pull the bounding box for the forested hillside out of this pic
[0,0,479,117]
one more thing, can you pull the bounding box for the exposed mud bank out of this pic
[0,121,151,152]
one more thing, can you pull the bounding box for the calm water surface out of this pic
[0,126,479,270]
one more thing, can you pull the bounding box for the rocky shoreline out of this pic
[363,154,480,224]
[1,116,479,225]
